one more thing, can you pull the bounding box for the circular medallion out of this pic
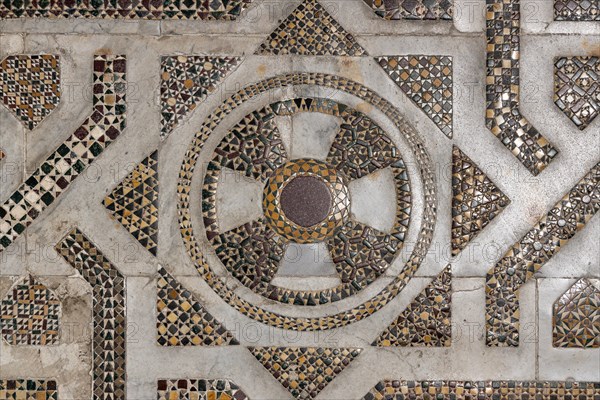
[263,159,350,243]
[178,73,436,330]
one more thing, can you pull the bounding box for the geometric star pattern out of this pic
[0,54,127,253]
[554,56,599,130]
[249,347,362,399]
[160,56,241,139]
[157,379,249,399]
[486,162,600,346]
[363,0,453,19]
[0,54,60,130]
[103,150,159,256]
[553,278,600,348]
[156,266,238,346]
[373,266,452,347]
[0,275,61,346]
[451,146,510,256]
[485,0,558,176]
[256,0,367,56]
[55,228,126,400]
[377,55,453,138]
[0,380,58,400]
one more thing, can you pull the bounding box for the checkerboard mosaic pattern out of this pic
[0,54,60,130]
[0,275,60,345]
[0,380,58,400]
[0,54,126,252]
[554,0,599,20]
[485,0,558,176]
[553,278,600,348]
[157,379,249,400]
[554,56,599,130]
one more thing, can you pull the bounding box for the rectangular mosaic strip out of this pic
[0,379,57,400]
[0,54,126,252]
[364,381,600,399]
[0,0,252,19]
[55,228,126,400]
[157,379,249,399]
[365,0,453,20]
[486,161,600,346]
[554,0,599,20]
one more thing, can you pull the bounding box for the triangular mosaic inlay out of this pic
[256,0,367,56]
[160,56,241,139]
[157,266,238,346]
[373,266,451,347]
[376,55,453,137]
[553,278,599,348]
[104,150,159,256]
[451,146,510,256]
[249,347,361,399]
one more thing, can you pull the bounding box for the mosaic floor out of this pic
[0,0,599,399]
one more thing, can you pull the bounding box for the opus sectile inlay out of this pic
[0,380,58,400]
[103,150,159,256]
[451,146,510,256]
[363,381,600,399]
[554,56,599,130]
[553,278,600,348]
[377,55,453,138]
[156,266,238,346]
[373,266,451,347]
[363,0,453,20]
[249,347,362,400]
[201,96,413,307]
[255,0,367,56]
[554,0,599,20]
[0,0,252,19]
[485,0,558,176]
[0,275,60,346]
[157,380,249,400]
[160,56,241,140]
[486,162,600,346]
[0,54,60,130]
[0,54,126,253]
[55,228,126,400]
[179,73,436,331]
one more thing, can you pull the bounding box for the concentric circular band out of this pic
[178,73,436,330]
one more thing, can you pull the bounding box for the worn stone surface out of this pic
[0,0,599,399]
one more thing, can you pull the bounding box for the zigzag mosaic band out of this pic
[485,0,558,176]
[0,54,126,252]
[485,161,600,346]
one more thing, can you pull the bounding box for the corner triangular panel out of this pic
[553,278,599,348]
[376,55,453,137]
[249,347,361,399]
[451,146,510,256]
[156,266,239,346]
[373,266,452,347]
[256,0,367,56]
[103,150,159,256]
[160,56,242,139]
